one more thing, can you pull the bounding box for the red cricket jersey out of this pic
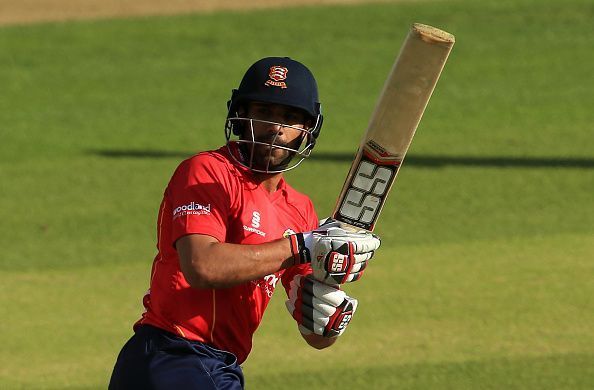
[135,147,318,363]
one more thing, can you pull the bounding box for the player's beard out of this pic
[251,135,298,171]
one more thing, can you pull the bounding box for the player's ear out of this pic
[300,116,310,129]
[301,109,316,130]
[231,103,248,136]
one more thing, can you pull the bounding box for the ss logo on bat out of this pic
[338,159,397,230]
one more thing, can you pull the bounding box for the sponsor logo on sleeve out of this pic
[173,202,211,219]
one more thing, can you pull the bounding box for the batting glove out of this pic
[288,221,381,284]
[286,274,358,338]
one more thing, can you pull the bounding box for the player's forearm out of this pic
[177,235,294,289]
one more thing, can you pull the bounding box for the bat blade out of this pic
[332,23,455,231]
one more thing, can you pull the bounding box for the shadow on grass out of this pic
[247,353,594,389]
[89,149,594,169]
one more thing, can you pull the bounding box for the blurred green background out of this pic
[1,0,593,388]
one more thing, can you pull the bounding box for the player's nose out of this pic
[265,121,284,135]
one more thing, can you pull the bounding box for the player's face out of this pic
[243,102,310,171]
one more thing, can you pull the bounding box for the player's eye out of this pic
[284,112,303,125]
[258,109,271,117]
[251,106,270,118]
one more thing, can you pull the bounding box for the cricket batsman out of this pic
[109,57,381,389]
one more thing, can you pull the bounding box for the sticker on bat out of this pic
[336,152,399,230]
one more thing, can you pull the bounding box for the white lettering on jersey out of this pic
[243,225,266,237]
[252,273,280,298]
[264,273,280,289]
[173,202,211,219]
[244,210,266,236]
[251,211,261,228]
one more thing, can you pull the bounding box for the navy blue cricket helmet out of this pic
[225,57,324,173]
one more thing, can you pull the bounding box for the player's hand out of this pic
[315,217,343,230]
[288,222,381,284]
[285,274,357,338]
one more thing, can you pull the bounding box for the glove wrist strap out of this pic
[288,235,299,265]
[289,233,311,265]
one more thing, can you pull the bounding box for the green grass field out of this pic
[1,0,593,388]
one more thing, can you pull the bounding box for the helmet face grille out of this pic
[225,116,319,174]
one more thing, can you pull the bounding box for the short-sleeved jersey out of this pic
[135,147,318,364]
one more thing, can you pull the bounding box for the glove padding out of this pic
[285,274,357,338]
[288,221,381,284]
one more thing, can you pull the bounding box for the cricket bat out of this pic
[333,23,455,231]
